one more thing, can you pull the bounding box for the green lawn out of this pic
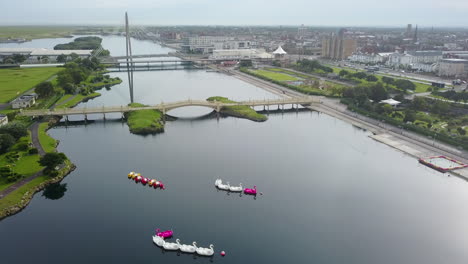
[0,67,63,103]
[0,26,77,39]
[0,134,44,192]
[0,175,49,212]
[38,123,57,153]
[53,94,73,106]
[125,103,164,134]
[265,68,318,80]
[251,70,299,81]
[55,93,101,108]
[207,96,267,122]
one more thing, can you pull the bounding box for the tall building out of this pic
[413,25,418,43]
[298,24,307,39]
[406,24,413,37]
[321,29,357,60]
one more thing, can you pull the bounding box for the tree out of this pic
[339,70,349,77]
[56,54,68,63]
[403,110,416,123]
[432,101,450,115]
[412,97,429,111]
[366,75,378,82]
[41,56,50,63]
[458,127,467,136]
[394,79,416,91]
[0,122,28,140]
[38,152,67,171]
[35,81,54,98]
[69,53,79,61]
[369,82,388,101]
[382,76,394,85]
[57,71,74,87]
[63,83,77,94]
[0,134,15,154]
[352,72,367,79]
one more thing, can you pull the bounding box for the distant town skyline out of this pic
[2,0,468,27]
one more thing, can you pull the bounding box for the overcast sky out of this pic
[2,0,468,27]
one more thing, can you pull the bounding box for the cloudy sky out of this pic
[2,0,468,27]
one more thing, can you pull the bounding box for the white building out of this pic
[0,114,8,126]
[27,49,92,63]
[438,58,468,77]
[182,36,256,54]
[211,49,273,60]
[387,50,442,72]
[348,52,391,64]
[11,94,36,109]
[0,48,92,63]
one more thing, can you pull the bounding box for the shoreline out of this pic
[228,68,468,179]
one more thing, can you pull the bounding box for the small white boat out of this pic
[152,235,165,247]
[215,179,222,187]
[195,243,214,256]
[177,239,196,253]
[217,181,230,191]
[229,183,243,192]
[163,240,180,251]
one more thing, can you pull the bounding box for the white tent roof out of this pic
[272,46,287,55]
[379,98,401,106]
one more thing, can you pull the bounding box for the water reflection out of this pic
[42,183,68,200]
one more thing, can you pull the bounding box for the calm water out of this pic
[1,37,468,264]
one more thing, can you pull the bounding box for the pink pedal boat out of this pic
[244,186,257,195]
[156,228,173,238]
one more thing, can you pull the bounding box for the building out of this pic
[27,49,92,63]
[210,49,273,60]
[0,114,8,126]
[438,58,468,77]
[272,46,287,59]
[181,36,234,54]
[387,50,442,72]
[348,52,392,64]
[0,48,92,63]
[11,94,36,109]
[406,24,413,37]
[322,29,357,60]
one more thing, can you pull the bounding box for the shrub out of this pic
[28,148,39,154]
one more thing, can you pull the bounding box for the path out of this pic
[51,94,78,109]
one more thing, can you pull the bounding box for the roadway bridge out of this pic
[18,97,320,118]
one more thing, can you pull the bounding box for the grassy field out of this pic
[0,26,78,40]
[0,134,44,192]
[55,93,101,108]
[265,68,318,80]
[0,175,49,212]
[125,103,164,134]
[0,67,63,103]
[207,96,267,122]
[38,123,57,153]
[251,70,299,81]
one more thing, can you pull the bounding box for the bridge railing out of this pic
[18,97,320,117]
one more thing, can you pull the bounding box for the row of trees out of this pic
[57,57,102,95]
[338,70,416,91]
[0,122,28,154]
[294,59,333,73]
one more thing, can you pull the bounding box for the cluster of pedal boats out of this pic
[215,179,257,195]
[152,229,214,256]
[128,172,165,189]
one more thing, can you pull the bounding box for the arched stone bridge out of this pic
[18,97,320,117]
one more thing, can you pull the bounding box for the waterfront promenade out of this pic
[227,68,468,179]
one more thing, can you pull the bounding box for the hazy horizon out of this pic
[2,0,468,27]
